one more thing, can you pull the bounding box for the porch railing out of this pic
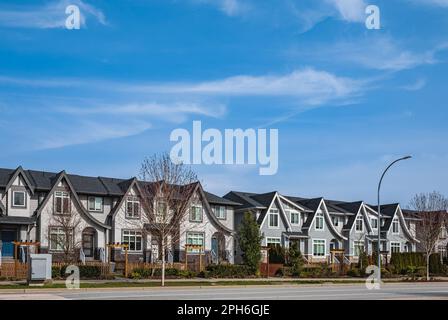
[99,247,106,263]
[79,248,86,265]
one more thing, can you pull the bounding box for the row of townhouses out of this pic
[0,166,420,265]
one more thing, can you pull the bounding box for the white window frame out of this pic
[12,190,26,207]
[186,232,205,253]
[189,205,203,222]
[213,205,226,220]
[312,239,326,257]
[266,237,282,246]
[126,196,140,218]
[332,216,339,227]
[268,209,279,228]
[315,212,324,231]
[371,217,378,229]
[122,230,143,252]
[390,242,401,253]
[289,211,300,225]
[353,240,365,256]
[54,191,70,214]
[355,215,364,232]
[88,196,103,212]
[392,218,399,234]
[49,227,72,251]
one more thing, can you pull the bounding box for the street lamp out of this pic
[377,155,412,282]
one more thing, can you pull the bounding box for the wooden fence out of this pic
[0,262,28,279]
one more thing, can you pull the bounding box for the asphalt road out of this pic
[1,282,448,300]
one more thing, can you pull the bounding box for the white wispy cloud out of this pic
[287,37,444,71]
[326,0,367,22]
[191,0,248,16]
[0,0,106,29]
[400,78,427,91]
[126,68,366,105]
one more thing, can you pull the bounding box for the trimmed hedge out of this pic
[129,267,196,279]
[390,252,445,275]
[203,264,254,278]
[52,265,103,279]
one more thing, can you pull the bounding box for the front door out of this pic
[82,233,94,258]
[1,230,16,257]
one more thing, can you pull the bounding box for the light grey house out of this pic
[225,191,419,264]
[0,166,238,265]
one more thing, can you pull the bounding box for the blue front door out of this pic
[1,230,16,257]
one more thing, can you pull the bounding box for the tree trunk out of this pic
[426,253,430,281]
[161,238,166,287]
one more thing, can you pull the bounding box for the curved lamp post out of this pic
[377,155,412,282]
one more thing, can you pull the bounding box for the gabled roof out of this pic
[204,191,241,206]
[35,171,110,230]
[223,191,267,211]
[366,203,399,232]
[4,166,35,195]
[335,201,363,230]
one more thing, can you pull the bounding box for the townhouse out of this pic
[224,191,419,264]
[0,166,239,264]
[0,165,422,267]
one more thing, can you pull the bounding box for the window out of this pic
[354,241,364,256]
[391,242,401,253]
[371,218,378,229]
[313,239,326,257]
[290,211,300,225]
[187,232,204,253]
[88,197,103,212]
[392,218,399,234]
[190,205,203,222]
[12,191,26,207]
[355,216,363,232]
[266,237,281,245]
[332,216,339,227]
[126,196,140,218]
[54,191,70,214]
[122,230,142,251]
[156,201,167,223]
[268,209,279,228]
[315,212,324,230]
[213,206,226,220]
[49,227,72,251]
[440,227,447,239]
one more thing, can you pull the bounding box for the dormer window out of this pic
[126,196,140,218]
[371,218,378,229]
[156,201,167,223]
[88,196,103,212]
[55,191,70,214]
[315,212,324,230]
[213,205,226,220]
[290,211,300,225]
[355,216,363,232]
[12,190,26,208]
[268,209,279,228]
[392,218,399,234]
[190,205,203,222]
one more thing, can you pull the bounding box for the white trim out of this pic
[289,210,300,226]
[12,190,26,207]
[392,217,399,234]
[314,211,325,231]
[278,195,310,212]
[319,199,348,240]
[312,239,326,257]
[266,237,282,246]
[355,215,364,233]
[267,208,280,229]
[390,241,401,253]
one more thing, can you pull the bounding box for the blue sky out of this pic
[0,0,447,205]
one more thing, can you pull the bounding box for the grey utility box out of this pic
[28,254,52,285]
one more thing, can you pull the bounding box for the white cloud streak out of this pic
[0,0,106,29]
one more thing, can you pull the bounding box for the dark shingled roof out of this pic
[204,191,241,206]
[223,191,267,210]
[0,168,15,187]
[0,216,36,225]
[366,203,400,232]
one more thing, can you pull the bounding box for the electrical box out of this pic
[28,254,52,284]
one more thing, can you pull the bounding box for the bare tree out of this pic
[48,212,83,263]
[139,153,199,286]
[409,191,448,280]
